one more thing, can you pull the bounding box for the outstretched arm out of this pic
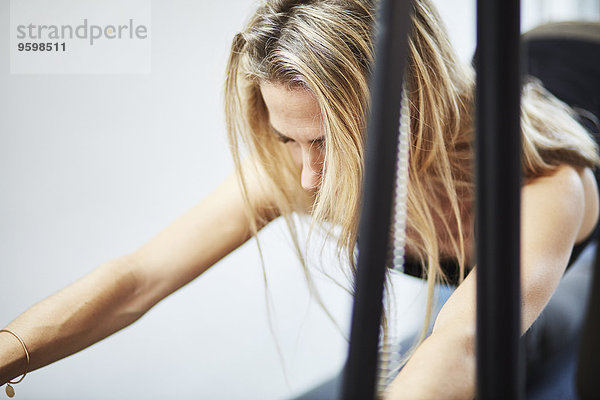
[385,165,598,399]
[0,165,277,386]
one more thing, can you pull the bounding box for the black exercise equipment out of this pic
[475,0,523,399]
[342,4,600,400]
[340,0,413,398]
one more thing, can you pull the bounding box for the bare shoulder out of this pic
[524,164,583,190]
[523,164,599,243]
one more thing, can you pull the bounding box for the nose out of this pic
[300,148,324,191]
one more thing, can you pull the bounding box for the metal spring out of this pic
[377,84,411,395]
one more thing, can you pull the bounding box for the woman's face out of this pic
[260,82,325,192]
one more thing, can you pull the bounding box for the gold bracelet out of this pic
[0,329,30,398]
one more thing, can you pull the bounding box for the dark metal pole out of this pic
[340,0,413,398]
[576,240,600,398]
[475,0,524,399]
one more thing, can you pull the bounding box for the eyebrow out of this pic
[270,125,325,145]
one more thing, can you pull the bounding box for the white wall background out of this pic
[523,0,600,32]
[0,1,598,399]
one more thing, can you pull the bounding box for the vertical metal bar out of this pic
[576,241,600,398]
[475,0,524,399]
[340,0,413,398]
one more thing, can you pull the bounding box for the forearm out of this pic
[385,269,478,400]
[385,326,476,400]
[0,256,146,385]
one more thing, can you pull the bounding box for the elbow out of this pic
[431,322,477,361]
[99,255,154,323]
[431,308,477,362]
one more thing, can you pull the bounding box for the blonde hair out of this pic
[224,0,600,368]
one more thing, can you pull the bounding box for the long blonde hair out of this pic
[224,0,600,361]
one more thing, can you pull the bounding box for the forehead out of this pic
[259,82,323,140]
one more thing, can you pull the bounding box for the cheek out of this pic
[310,149,325,176]
[315,145,326,166]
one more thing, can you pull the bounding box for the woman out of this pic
[1,0,599,399]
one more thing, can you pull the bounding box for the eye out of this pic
[311,138,326,151]
[277,135,294,144]
[270,126,295,144]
